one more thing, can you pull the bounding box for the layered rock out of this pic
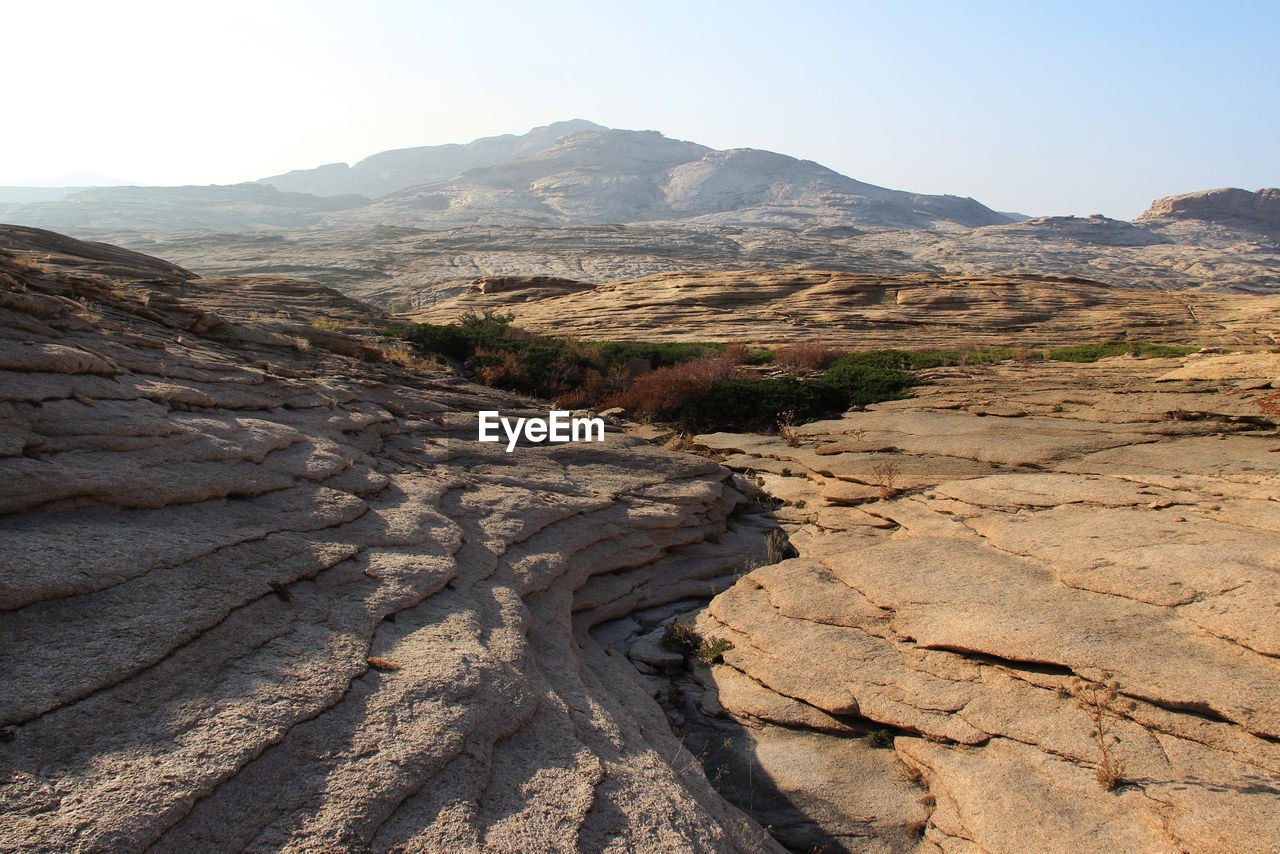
[1137,187,1280,233]
[684,354,1280,853]
[410,269,1280,349]
[0,227,779,853]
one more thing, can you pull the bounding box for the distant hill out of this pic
[331,130,1010,231]
[2,123,1276,297]
[257,119,606,197]
[1,121,1012,232]
[0,184,367,230]
[1137,187,1280,236]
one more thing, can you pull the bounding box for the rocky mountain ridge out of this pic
[1,123,1276,301]
[0,122,1011,232]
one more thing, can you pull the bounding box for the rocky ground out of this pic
[2,224,1278,853]
[629,352,1280,853]
[411,269,1280,350]
[68,208,1280,311]
[0,226,779,853]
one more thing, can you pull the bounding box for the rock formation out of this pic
[3,122,1275,298]
[678,353,1280,853]
[410,269,1280,349]
[1137,187,1280,233]
[3,223,1279,853]
[0,225,780,852]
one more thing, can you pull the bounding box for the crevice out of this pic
[917,644,1076,677]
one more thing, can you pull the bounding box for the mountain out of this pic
[0,183,367,230]
[0,122,1012,233]
[257,119,607,197]
[334,131,1010,231]
[1,122,1276,298]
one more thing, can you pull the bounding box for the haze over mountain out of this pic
[258,119,608,197]
[1,121,1277,299]
[0,121,1012,233]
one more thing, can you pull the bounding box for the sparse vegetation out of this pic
[312,317,342,330]
[1071,673,1135,791]
[387,317,1203,434]
[777,409,803,447]
[697,636,734,664]
[661,621,703,655]
[659,622,733,664]
[871,460,902,499]
[1047,340,1198,362]
[367,657,403,672]
[865,729,895,749]
[765,529,791,564]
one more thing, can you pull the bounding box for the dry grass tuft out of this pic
[777,409,800,447]
[1071,672,1135,790]
[765,529,790,564]
[871,460,902,499]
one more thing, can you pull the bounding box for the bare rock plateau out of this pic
[2,224,1278,853]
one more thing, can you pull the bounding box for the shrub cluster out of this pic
[388,317,1198,434]
[389,312,725,402]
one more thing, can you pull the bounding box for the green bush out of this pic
[595,340,723,370]
[675,358,918,433]
[391,322,473,361]
[458,310,517,348]
[815,357,921,407]
[1047,340,1198,362]
[387,316,1199,436]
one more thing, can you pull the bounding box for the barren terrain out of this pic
[2,225,1278,852]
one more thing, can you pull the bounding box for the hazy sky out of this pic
[3,0,1275,219]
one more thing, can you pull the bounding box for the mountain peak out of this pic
[258,120,612,199]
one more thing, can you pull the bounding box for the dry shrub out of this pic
[777,409,800,447]
[1071,673,1135,791]
[765,529,791,564]
[1259,392,1280,421]
[375,340,424,366]
[871,460,901,499]
[552,372,610,410]
[603,355,735,421]
[775,341,844,372]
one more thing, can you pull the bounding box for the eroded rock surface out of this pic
[684,354,1280,853]
[412,269,1280,348]
[0,227,779,853]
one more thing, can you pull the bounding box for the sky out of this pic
[2,0,1275,219]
